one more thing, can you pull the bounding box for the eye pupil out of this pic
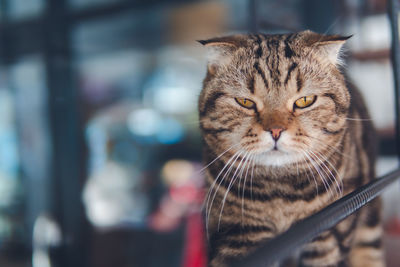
[235,97,255,109]
[294,95,316,109]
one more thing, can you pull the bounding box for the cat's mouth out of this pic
[247,132,296,165]
[272,143,278,151]
[269,140,286,152]
[261,146,290,156]
[253,142,301,166]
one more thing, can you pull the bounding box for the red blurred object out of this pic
[182,212,207,267]
[170,184,200,204]
[386,217,400,236]
[148,197,183,232]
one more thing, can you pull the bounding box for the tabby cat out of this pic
[198,31,384,267]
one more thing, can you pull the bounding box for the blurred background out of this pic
[0,0,399,266]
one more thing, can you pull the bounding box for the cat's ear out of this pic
[316,35,352,65]
[303,31,352,65]
[197,35,247,47]
[198,36,244,74]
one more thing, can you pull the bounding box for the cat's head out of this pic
[198,31,351,168]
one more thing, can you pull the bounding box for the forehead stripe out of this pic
[253,35,269,90]
[254,62,269,89]
[285,62,298,85]
[254,34,264,58]
[247,75,255,94]
[284,35,295,58]
[296,71,303,92]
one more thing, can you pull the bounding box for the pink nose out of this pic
[270,128,284,140]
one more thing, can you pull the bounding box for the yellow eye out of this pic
[294,95,316,109]
[235,97,256,109]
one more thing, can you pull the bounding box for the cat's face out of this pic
[199,31,351,168]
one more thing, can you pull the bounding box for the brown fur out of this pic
[198,31,384,267]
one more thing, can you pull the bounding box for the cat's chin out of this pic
[256,150,300,167]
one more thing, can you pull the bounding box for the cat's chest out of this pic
[243,194,332,233]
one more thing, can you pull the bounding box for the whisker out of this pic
[308,149,341,197]
[305,135,352,159]
[204,149,240,212]
[238,151,253,202]
[218,151,250,230]
[306,150,336,198]
[299,151,319,197]
[205,149,242,236]
[241,152,255,222]
[236,152,252,224]
[206,150,243,231]
[250,153,257,201]
[207,149,243,233]
[297,154,311,184]
[313,149,343,196]
[237,151,252,199]
[344,117,372,121]
[303,150,333,199]
[197,143,241,174]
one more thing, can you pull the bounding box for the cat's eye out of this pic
[235,97,256,109]
[294,95,316,109]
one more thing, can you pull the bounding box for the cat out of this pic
[198,31,384,267]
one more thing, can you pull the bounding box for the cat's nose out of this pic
[270,128,284,141]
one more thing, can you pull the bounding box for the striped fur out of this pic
[198,31,384,267]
